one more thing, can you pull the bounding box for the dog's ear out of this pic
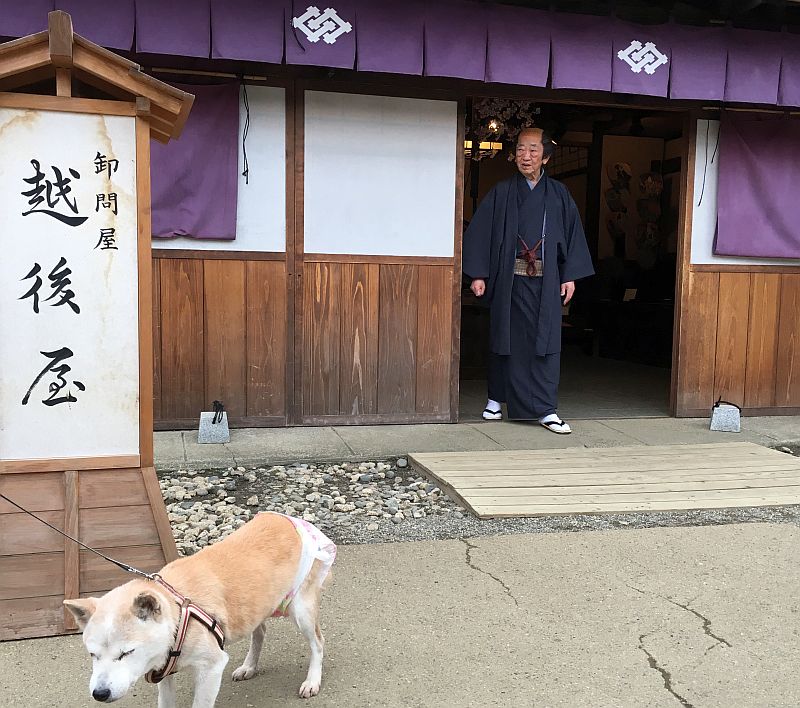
[132,592,162,621]
[63,598,98,630]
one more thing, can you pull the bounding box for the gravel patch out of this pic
[159,447,800,554]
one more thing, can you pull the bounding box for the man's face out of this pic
[515,129,550,180]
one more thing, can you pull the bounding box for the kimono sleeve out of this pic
[557,190,595,283]
[462,186,497,280]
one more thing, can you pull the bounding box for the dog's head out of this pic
[64,582,174,703]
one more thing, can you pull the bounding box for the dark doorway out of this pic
[459,100,683,421]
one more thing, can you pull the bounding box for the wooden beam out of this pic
[48,10,74,69]
[0,43,50,82]
[450,98,466,423]
[56,68,72,97]
[135,96,151,117]
[0,455,140,474]
[0,92,136,116]
[136,115,154,469]
[141,467,178,563]
[671,113,698,416]
[63,470,79,631]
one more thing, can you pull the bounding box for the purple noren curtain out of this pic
[135,0,210,57]
[0,0,53,38]
[211,0,285,64]
[151,83,239,240]
[355,0,424,75]
[55,0,134,50]
[715,113,800,259]
[550,13,612,91]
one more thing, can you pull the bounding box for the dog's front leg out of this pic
[191,651,229,708]
[157,674,177,708]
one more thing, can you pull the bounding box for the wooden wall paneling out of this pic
[0,596,65,641]
[744,273,781,408]
[78,468,149,508]
[159,258,205,419]
[303,262,341,416]
[775,274,800,407]
[79,506,161,548]
[675,271,719,413]
[0,472,64,513]
[339,263,379,416]
[713,273,751,406]
[204,260,247,418]
[378,264,419,414]
[417,266,453,415]
[0,511,66,555]
[80,545,165,594]
[152,257,162,420]
[0,553,65,601]
[246,261,287,417]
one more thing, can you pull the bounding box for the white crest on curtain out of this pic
[617,41,669,75]
[292,6,353,45]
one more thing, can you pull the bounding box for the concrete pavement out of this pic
[155,416,800,469]
[2,522,799,707]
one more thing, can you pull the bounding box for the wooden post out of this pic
[49,11,73,98]
[63,470,79,631]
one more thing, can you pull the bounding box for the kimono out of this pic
[463,171,594,419]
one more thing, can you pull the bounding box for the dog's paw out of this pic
[298,680,320,698]
[231,665,257,681]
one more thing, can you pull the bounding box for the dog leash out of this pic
[0,491,225,676]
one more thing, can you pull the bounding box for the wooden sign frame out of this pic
[0,12,193,640]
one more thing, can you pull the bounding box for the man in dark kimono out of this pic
[463,128,594,434]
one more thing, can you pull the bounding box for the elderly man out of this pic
[463,127,594,434]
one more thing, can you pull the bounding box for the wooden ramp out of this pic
[409,443,800,519]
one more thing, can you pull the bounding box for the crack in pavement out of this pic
[627,584,732,650]
[665,597,732,649]
[462,539,519,607]
[639,632,695,708]
[331,427,357,456]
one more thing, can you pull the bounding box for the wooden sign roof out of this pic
[0,10,193,143]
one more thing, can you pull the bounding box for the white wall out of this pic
[691,119,800,266]
[154,84,286,253]
[303,91,458,257]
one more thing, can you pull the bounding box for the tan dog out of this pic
[64,512,335,707]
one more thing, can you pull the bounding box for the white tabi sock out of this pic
[485,399,502,413]
[539,413,560,424]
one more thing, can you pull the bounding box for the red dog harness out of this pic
[144,575,225,684]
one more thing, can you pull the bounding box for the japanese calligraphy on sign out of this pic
[0,108,139,460]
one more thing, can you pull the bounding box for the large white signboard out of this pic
[0,108,140,460]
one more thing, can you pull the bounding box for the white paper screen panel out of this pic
[154,85,286,253]
[691,119,800,266]
[303,91,457,257]
[0,109,139,460]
